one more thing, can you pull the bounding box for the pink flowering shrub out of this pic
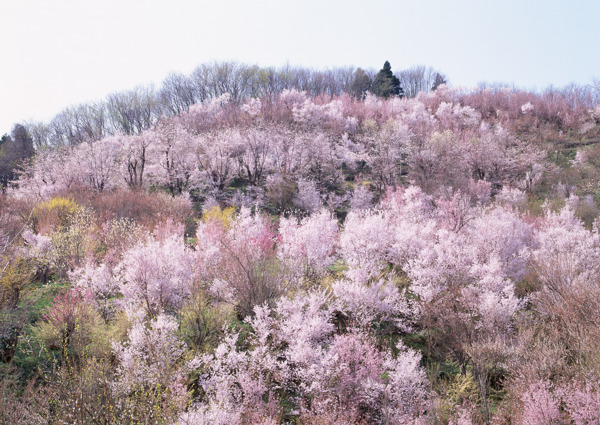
[41,287,95,352]
[349,183,374,211]
[521,102,535,114]
[277,209,338,281]
[339,209,394,278]
[293,179,322,214]
[382,186,437,265]
[332,275,414,331]
[183,331,283,424]
[559,379,600,425]
[70,262,119,320]
[496,186,528,209]
[436,189,475,232]
[196,207,284,318]
[469,206,533,282]
[519,380,562,425]
[112,314,188,398]
[525,205,600,374]
[183,291,429,423]
[449,408,474,425]
[117,233,195,318]
[241,97,262,117]
[20,229,52,279]
[530,205,600,291]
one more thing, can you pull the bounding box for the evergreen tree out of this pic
[371,61,403,98]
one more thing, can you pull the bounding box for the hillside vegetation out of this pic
[1,81,600,424]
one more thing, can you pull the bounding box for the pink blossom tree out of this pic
[332,274,414,331]
[559,379,600,425]
[145,120,198,195]
[277,209,338,281]
[183,290,429,423]
[112,313,189,402]
[292,178,322,215]
[519,380,562,425]
[196,207,283,318]
[70,262,119,320]
[120,133,154,188]
[68,136,122,192]
[339,209,394,278]
[194,129,245,191]
[349,182,374,211]
[13,149,75,199]
[117,233,195,318]
[236,126,274,185]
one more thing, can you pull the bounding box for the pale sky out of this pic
[1,0,599,135]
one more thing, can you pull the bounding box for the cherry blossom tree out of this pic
[277,209,338,280]
[332,274,414,331]
[236,126,274,185]
[195,207,283,318]
[145,120,198,195]
[292,178,322,215]
[527,204,600,362]
[68,137,122,192]
[12,149,75,199]
[519,381,562,425]
[70,262,119,320]
[559,379,600,425]
[112,313,188,401]
[120,133,153,188]
[117,233,195,318]
[339,209,394,278]
[349,183,374,211]
[183,290,429,423]
[194,128,244,191]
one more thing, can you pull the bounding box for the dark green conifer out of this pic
[371,61,403,98]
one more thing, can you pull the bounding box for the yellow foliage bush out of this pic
[34,197,79,232]
[435,371,478,421]
[48,207,98,274]
[201,206,235,229]
[0,255,32,309]
[179,291,233,353]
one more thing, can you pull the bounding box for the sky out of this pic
[1,0,599,135]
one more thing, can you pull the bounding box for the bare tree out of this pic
[190,64,213,103]
[592,77,600,102]
[397,65,446,98]
[350,67,374,99]
[24,121,52,150]
[159,72,198,116]
[106,85,160,135]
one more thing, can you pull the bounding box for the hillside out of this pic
[1,85,600,424]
